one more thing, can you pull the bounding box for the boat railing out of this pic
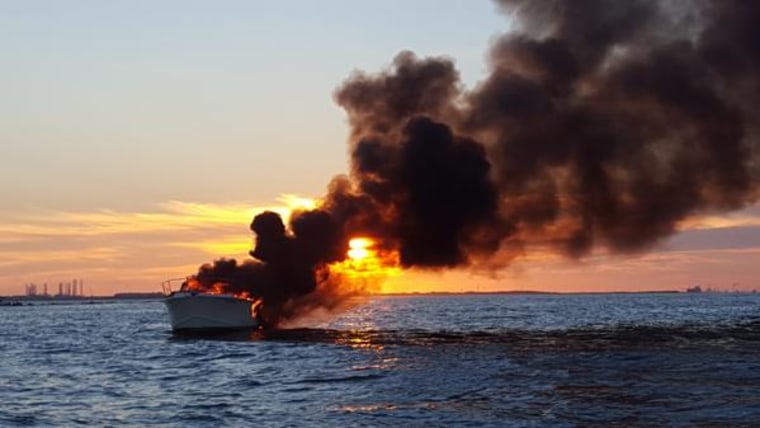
[161,278,188,296]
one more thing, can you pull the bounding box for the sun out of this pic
[327,236,401,292]
[347,237,373,261]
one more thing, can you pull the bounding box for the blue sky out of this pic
[1,0,505,211]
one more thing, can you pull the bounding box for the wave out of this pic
[173,317,760,351]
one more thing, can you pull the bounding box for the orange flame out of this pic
[182,277,257,302]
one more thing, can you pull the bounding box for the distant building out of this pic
[24,283,38,296]
[21,278,86,298]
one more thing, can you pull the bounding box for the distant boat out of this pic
[162,279,259,331]
[686,285,703,293]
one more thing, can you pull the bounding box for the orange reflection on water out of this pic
[335,329,385,352]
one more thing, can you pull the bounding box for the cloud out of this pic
[677,206,760,231]
[0,195,315,295]
[0,194,316,237]
[1,199,758,295]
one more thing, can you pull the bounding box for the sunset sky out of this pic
[2,0,759,296]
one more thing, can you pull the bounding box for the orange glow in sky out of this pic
[2,199,760,296]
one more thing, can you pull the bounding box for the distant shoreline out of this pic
[375,290,684,297]
[0,290,708,302]
[3,288,756,302]
[0,292,165,302]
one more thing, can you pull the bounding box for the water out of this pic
[2,293,760,426]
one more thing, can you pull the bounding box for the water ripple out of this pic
[1,294,759,426]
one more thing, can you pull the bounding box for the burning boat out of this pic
[161,233,394,330]
[162,279,259,331]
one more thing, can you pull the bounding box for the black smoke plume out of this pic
[188,0,759,326]
[332,0,759,259]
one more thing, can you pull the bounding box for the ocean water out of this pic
[2,293,760,427]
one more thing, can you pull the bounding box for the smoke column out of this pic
[188,0,759,327]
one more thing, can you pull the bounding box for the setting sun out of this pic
[326,236,401,287]
[347,237,373,261]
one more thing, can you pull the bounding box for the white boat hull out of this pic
[164,292,259,331]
